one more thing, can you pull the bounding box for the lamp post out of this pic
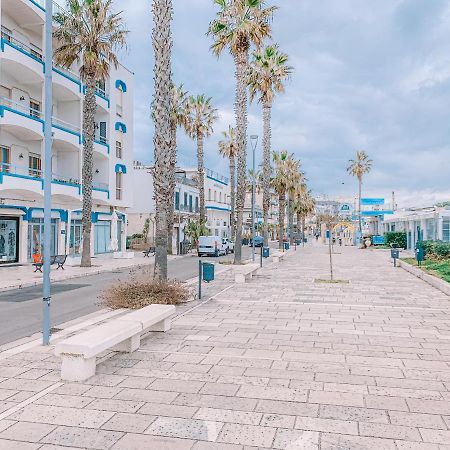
[250,135,258,262]
[42,0,53,345]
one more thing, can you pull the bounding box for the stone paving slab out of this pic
[0,245,449,448]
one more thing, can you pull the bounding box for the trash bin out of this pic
[416,247,424,264]
[391,249,399,259]
[284,242,290,250]
[263,247,270,258]
[295,239,301,246]
[202,263,215,282]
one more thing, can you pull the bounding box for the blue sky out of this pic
[117,0,450,207]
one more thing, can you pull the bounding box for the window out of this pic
[219,192,222,203]
[208,189,211,200]
[115,141,122,159]
[443,219,450,242]
[0,145,10,173]
[189,195,193,212]
[29,153,41,178]
[116,172,123,200]
[426,219,437,241]
[96,80,106,96]
[29,99,40,118]
[184,192,188,207]
[214,191,217,201]
[195,197,199,213]
[98,122,107,144]
[175,191,180,210]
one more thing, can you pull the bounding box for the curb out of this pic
[397,259,450,297]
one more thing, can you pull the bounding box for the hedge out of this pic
[422,240,450,259]
[384,232,407,249]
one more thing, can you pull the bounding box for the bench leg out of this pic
[149,318,171,332]
[235,274,246,284]
[113,334,140,353]
[60,354,96,382]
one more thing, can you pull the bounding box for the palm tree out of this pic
[218,126,237,240]
[347,151,373,237]
[185,95,218,224]
[54,0,128,267]
[167,84,189,254]
[151,0,173,280]
[248,44,293,247]
[209,0,276,264]
[271,151,300,250]
[294,184,315,246]
[286,164,302,245]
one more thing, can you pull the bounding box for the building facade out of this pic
[0,0,134,265]
[383,206,450,250]
[128,163,200,253]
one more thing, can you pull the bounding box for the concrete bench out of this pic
[272,252,285,263]
[232,264,259,284]
[55,304,175,382]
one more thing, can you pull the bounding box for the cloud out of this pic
[119,0,450,208]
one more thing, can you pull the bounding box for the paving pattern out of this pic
[0,245,450,449]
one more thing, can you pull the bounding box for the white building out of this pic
[128,163,200,253]
[383,205,450,250]
[0,0,134,265]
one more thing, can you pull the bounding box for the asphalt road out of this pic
[0,246,253,346]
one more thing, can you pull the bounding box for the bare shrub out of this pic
[99,268,190,309]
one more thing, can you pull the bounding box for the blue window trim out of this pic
[115,80,127,92]
[114,164,127,174]
[0,205,29,220]
[115,122,127,133]
[207,175,228,186]
[206,206,231,212]
[92,187,110,200]
[0,104,45,132]
[26,208,69,223]
[1,38,45,68]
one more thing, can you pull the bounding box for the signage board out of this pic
[372,235,385,245]
[361,210,393,216]
[340,203,352,212]
[361,198,385,206]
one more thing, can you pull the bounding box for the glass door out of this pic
[0,217,19,264]
[70,220,82,255]
[27,219,58,260]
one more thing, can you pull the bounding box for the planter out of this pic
[113,251,135,259]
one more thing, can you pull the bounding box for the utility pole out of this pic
[392,191,396,212]
[42,0,53,345]
[250,135,258,262]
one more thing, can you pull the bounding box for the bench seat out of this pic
[232,264,259,284]
[272,252,285,263]
[55,304,175,382]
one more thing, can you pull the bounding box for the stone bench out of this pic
[232,264,259,284]
[55,304,175,382]
[272,252,285,263]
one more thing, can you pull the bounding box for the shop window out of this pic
[0,217,19,264]
[116,172,123,200]
[443,219,450,242]
[175,191,180,210]
[1,145,11,173]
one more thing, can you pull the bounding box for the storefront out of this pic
[0,216,19,264]
[27,218,58,261]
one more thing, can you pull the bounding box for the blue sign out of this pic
[372,235,385,245]
[340,204,352,212]
[361,210,393,216]
[361,198,385,205]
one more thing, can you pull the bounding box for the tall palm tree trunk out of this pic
[152,0,173,280]
[234,48,248,264]
[262,102,271,248]
[278,191,285,250]
[302,215,306,247]
[197,131,206,224]
[229,157,236,240]
[167,122,177,254]
[288,193,294,244]
[80,76,96,268]
[358,175,362,247]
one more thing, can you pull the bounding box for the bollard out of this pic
[198,260,202,300]
[260,247,263,268]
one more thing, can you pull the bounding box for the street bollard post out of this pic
[198,260,202,300]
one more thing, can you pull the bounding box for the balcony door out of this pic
[0,146,10,173]
[29,153,41,178]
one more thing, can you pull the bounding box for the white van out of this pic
[198,236,227,257]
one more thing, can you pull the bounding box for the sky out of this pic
[116,0,450,208]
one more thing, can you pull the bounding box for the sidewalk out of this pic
[0,253,186,292]
[0,245,450,449]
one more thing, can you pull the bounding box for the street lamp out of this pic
[250,135,258,262]
[42,0,53,346]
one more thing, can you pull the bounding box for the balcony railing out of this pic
[0,96,43,121]
[53,64,81,84]
[92,181,109,191]
[52,172,80,186]
[52,116,81,135]
[1,28,43,62]
[94,134,109,145]
[206,168,229,185]
[175,175,197,188]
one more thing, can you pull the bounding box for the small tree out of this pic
[185,220,209,248]
[142,218,150,244]
[318,212,339,281]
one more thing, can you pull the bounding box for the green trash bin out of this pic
[202,263,215,282]
[295,239,301,246]
[263,247,270,258]
[284,242,290,250]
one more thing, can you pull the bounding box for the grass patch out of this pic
[99,267,190,309]
[401,258,450,284]
[314,279,349,284]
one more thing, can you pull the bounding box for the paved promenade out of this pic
[0,245,450,449]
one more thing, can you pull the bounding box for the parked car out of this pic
[198,236,227,257]
[249,236,264,247]
[223,239,235,254]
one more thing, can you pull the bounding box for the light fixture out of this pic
[20,96,25,101]
[18,153,24,159]
[95,169,99,174]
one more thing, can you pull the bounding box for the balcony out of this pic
[176,204,199,214]
[206,168,229,185]
[206,199,231,213]
[52,117,82,146]
[53,65,82,95]
[94,134,110,156]
[0,163,80,199]
[0,97,44,140]
[92,181,110,202]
